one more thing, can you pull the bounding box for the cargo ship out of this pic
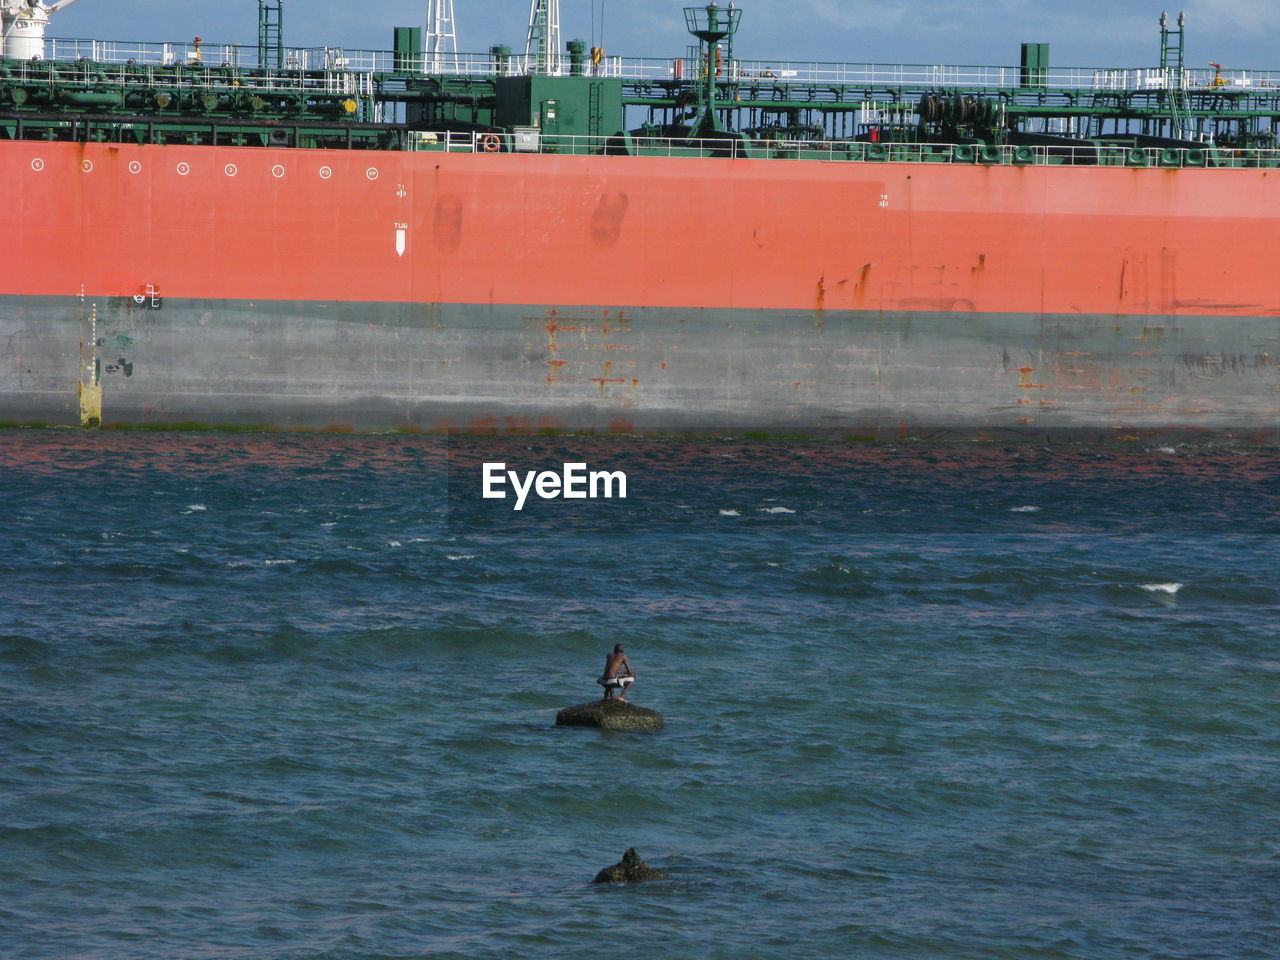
[1,1,1277,440]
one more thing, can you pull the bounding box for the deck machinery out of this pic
[2,4,1280,166]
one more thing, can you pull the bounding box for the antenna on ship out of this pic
[425,0,458,73]
[1,0,83,60]
[525,0,562,75]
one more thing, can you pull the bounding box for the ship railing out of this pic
[3,56,362,96]
[42,38,312,69]
[34,38,619,76]
[35,39,1280,90]
[1091,67,1280,90]
[412,132,1277,169]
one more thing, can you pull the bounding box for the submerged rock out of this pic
[555,699,663,731]
[593,847,671,884]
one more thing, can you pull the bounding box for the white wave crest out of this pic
[759,506,796,514]
[447,554,476,561]
[1009,505,1041,513]
[183,504,207,513]
[1140,582,1184,595]
[718,509,741,516]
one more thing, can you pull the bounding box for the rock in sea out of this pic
[555,699,663,731]
[593,848,671,884]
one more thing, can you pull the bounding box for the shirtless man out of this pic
[598,644,636,702]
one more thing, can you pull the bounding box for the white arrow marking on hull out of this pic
[395,228,406,257]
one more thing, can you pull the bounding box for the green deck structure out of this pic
[4,4,1280,166]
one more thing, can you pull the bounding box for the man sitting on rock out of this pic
[597,643,635,702]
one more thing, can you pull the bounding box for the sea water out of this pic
[2,431,1277,960]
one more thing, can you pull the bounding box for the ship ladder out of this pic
[588,81,602,139]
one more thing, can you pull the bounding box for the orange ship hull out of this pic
[2,140,1278,438]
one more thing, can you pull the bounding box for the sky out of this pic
[42,0,1280,70]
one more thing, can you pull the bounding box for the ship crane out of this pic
[1,0,83,60]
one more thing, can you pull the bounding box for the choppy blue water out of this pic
[2,431,1278,960]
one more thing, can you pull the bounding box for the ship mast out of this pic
[257,0,284,70]
[1,0,83,60]
[525,0,561,75]
[425,0,457,74]
[1159,11,1188,139]
[684,2,741,138]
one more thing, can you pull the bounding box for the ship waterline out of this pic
[2,294,1276,440]
[2,141,1278,438]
